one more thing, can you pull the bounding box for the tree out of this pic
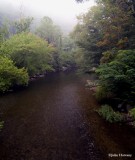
[96,0,135,50]
[35,16,62,49]
[62,36,75,52]
[36,17,77,70]
[59,51,76,68]
[96,50,135,104]
[0,55,28,92]
[0,32,55,76]
[0,19,10,46]
[13,17,33,34]
[71,5,103,70]
[72,0,135,71]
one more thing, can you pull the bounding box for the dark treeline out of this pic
[72,0,135,123]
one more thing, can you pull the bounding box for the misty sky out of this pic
[0,0,95,32]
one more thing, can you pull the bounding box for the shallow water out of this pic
[0,71,135,160]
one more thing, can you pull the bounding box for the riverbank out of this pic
[81,85,135,160]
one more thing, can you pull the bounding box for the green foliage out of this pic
[35,16,62,49]
[0,32,55,76]
[74,0,135,122]
[13,17,33,34]
[96,50,135,103]
[0,55,28,92]
[0,19,10,46]
[73,48,84,68]
[72,0,135,70]
[0,121,4,131]
[100,50,116,64]
[129,108,135,120]
[51,51,61,71]
[96,0,135,49]
[95,86,112,101]
[62,36,75,52]
[47,35,76,70]
[98,105,123,123]
[59,51,76,68]
[71,7,102,69]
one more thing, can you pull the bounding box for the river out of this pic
[0,71,135,160]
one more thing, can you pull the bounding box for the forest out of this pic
[0,0,135,125]
[72,0,135,124]
[0,15,76,92]
[0,0,135,159]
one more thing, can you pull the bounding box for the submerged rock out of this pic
[85,80,98,92]
[85,67,97,73]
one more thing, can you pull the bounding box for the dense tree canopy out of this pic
[13,17,33,34]
[0,15,76,93]
[72,0,135,106]
[0,55,28,92]
[96,50,135,104]
[72,0,135,70]
[35,16,62,49]
[0,32,55,76]
[0,19,10,45]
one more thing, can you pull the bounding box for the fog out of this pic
[0,0,95,33]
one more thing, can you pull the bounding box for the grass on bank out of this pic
[0,121,4,131]
[97,105,123,123]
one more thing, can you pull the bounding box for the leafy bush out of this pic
[95,86,113,101]
[129,108,135,120]
[59,51,75,68]
[13,17,33,34]
[0,121,4,131]
[100,50,116,64]
[96,50,135,103]
[0,32,55,76]
[0,55,28,92]
[97,105,123,123]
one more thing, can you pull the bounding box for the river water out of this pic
[0,71,135,160]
